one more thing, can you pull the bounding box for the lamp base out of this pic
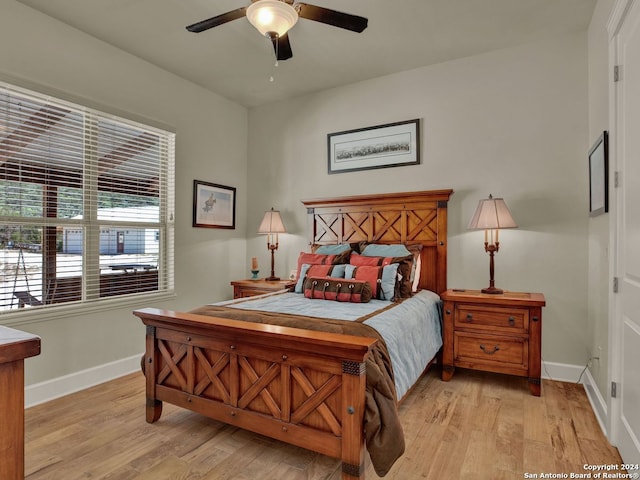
[481,286,504,295]
[265,276,280,281]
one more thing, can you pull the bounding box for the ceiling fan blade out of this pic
[186,7,247,33]
[295,3,368,33]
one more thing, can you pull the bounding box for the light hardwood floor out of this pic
[24,368,622,479]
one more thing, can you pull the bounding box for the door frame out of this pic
[607,0,640,465]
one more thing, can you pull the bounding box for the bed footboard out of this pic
[134,308,377,480]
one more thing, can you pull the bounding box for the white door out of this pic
[612,0,640,469]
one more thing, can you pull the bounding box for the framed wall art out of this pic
[588,131,608,217]
[327,118,420,174]
[193,180,236,229]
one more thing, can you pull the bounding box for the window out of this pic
[0,81,175,314]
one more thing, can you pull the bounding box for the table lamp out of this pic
[467,194,517,294]
[257,207,287,281]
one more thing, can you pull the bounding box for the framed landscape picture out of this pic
[327,119,420,174]
[193,180,236,229]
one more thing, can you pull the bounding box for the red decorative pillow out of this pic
[295,250,350,280]
[350,253,413,298]
[295,253,335,280]
[347,265,384,299]
[305,264,336,277]
[350,253,394,267]
[303,277,372,303]
[345,263,400,301]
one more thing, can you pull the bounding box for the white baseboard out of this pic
[583,367,609,438]
[541,359,585,383]
[25,353,143,408]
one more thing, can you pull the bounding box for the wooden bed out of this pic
[134,189,453,479]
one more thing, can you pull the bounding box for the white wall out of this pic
[0,1,249,388]
[248,32,591,367]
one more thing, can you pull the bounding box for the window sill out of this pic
[0,291,177,328]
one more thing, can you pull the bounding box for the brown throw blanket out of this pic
[189,302,405,476]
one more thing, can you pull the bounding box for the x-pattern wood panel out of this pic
[314,207,439,246]
[238,357,282,418]
[156,340,344,431]
[193,348,231,402]
[406,210,437,241]
[157,341,187,389]
[291,367,342,436]
[342,212,369,243]
[372,211,402,242]
[314,213,340,244]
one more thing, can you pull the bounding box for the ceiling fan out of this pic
[186,0,368,61]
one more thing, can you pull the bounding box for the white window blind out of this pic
[0,81,175,313]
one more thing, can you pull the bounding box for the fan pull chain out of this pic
[270,60,277,83]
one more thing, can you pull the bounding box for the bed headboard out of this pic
[301,189,453,295]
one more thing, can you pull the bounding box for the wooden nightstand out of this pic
[230,278,295,299]
[441,289,546,396]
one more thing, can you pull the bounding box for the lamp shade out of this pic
[258,208,287,234]
[467,194,517,230]
[246,0,299,37]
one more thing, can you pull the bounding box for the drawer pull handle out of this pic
[480,344,500,355]
[508,316,515,326]
[532,316,539,322]
[466,313,473,322]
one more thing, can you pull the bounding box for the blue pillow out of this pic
[361,243,411,257]
[329,263,347,278]
[313,244,352,255]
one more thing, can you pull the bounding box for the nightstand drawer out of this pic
[454,305,528,334]
[453,331,528,372]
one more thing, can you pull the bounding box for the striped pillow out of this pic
[295,263,347,293]
[345,263,399,301]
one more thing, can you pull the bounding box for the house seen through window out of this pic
[0,82,175,313]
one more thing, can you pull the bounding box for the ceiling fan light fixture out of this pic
[246,0,299,37]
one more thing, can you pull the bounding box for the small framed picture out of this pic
[588,131,608,217]
[193,180,236,229]
[327,119,420,174]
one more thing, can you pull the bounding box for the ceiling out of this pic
[17,0,596,108]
